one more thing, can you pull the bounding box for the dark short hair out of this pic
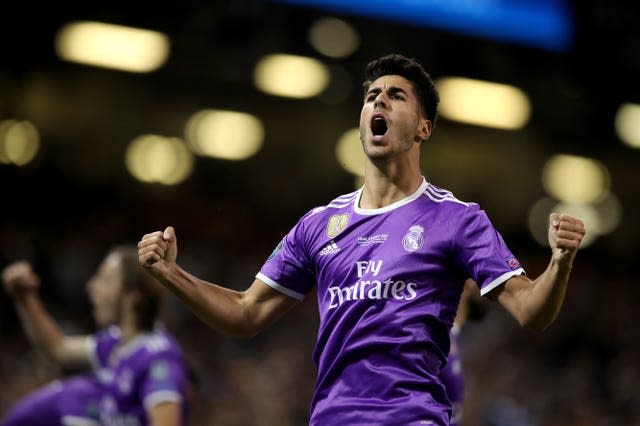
[110,245,165,330]
[363,53,439,125]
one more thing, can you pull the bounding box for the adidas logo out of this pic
[319,240,340,256]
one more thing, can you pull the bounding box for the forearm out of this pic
[13,292,66,359]
[151,264,258,338]
[520,258,572,331]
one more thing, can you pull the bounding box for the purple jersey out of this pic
[440,326,464,426]
[258,178,524,425]
[89,326,188,426]
[1,375,103,426]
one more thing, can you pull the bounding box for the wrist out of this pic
[148,260,177,284]
[551,252,573,273]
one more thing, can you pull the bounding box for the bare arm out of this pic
[489,213,586,331]
[148,401,182,426]
[138,226,299,339]
[2,261,92,367]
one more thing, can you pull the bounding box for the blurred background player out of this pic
[440,279,487,426]
[1,245,189,426]
[0,374,102,426]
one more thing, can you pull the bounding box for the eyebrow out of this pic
[365,86,409,97]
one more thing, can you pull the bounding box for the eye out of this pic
[391,94,404,101]
[366,94,377,102]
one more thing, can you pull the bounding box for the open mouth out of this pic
[370,115,388,136]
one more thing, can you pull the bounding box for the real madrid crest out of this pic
[402,225,424,252]
[326,213,349,238]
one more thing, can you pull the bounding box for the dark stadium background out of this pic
[1,1,639,424]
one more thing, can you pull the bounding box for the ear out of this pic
[416,118,432,142]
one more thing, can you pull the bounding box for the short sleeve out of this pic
[257,214,316,300]
[140,356,186,412]
[453,204,525,296]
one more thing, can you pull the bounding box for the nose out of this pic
[374,92,387,109]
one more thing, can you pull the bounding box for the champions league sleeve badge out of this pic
[507,257,521,269]
[267,237,285,261]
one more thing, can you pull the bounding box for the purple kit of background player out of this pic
[2,246,188,426]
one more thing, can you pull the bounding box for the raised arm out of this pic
[137,226,299,339]
[489,213,586,331]
[1,261,92,367]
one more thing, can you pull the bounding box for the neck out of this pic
[360,158,423,209]
[119,309,142,343]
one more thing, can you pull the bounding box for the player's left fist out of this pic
[548,213,586,265]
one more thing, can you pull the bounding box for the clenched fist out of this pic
[548,213,586,267]
[2,261,40,298]
[138,226,178,278]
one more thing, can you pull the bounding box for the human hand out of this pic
[138,226,178,277]
[1,261,40,298]
[548,213,586,268]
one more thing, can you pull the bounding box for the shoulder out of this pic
[421,182,473,208]
[142,333,187,379]
[418,182,484,229]
[117,332,182,366]
[308,190,359,216]
[297,190,360,225]
[142,331,183,358]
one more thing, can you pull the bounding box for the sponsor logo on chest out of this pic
[327,260,418,309]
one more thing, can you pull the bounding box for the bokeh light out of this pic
[254,54,330,98]
[614,102,640,148]
[436,77,531,129]
[542,154,610,204]
[308,17,360,58]
[185,110,264,161]
[125,135,193,185]
[0,120,40,166]
[335,127,365,176]
[55,21,170,73]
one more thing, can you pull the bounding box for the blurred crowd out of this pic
[460,254,639,426]
[1,212,638,426]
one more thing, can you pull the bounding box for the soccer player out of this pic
[1,245,188,426]
[138,54,586,425]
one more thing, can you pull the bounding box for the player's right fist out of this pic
[1,261,40,297]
